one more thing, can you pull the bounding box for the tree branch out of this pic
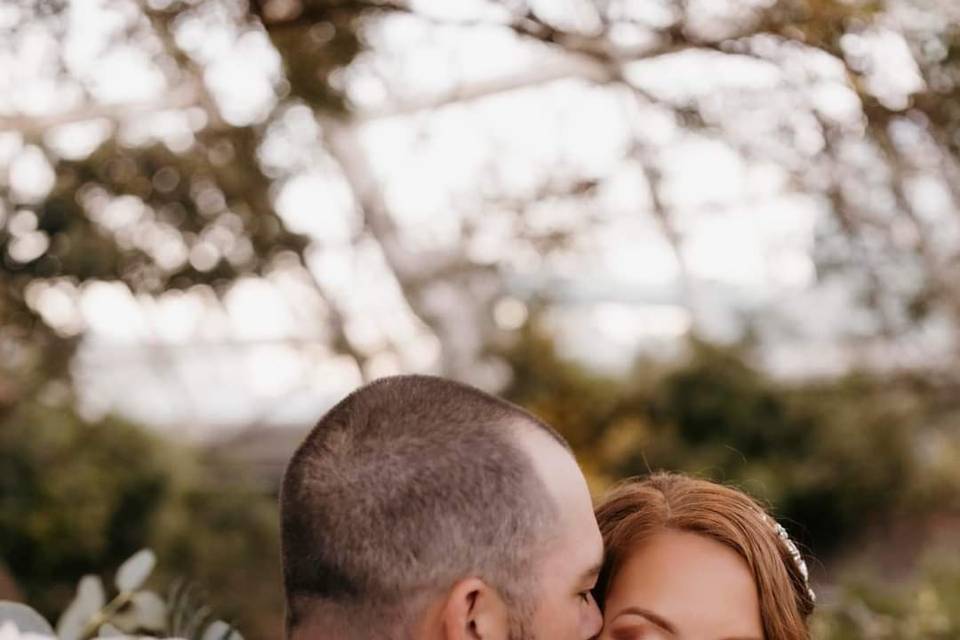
[0,82,201,136]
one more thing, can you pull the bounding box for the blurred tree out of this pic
[501,320,958,557]
[5,0,960,398]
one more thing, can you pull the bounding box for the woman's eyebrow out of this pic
[610,607,676,634]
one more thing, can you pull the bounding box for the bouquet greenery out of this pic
[0,551,241,640]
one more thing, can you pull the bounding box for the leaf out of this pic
[166,580,198,637]
[178,604,210,640]
[115,549,156,593]
[57,576,106,640]
[200,620,243,640]
[109,591,167,633]
[0,602,55,636]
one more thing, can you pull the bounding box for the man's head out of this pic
[280,375,603,640]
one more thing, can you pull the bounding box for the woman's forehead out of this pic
[605,530,763,638]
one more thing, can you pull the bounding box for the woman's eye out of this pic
[579,591,593,603]
[610,626,658,640]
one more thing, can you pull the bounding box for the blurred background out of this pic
[1,0,960,637]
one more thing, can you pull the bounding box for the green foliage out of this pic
[501,325,957,556]
[0,402,282,638]
[814,555,960,639]
[0,404,171,615]
[0,548,243,639]
[151,482,282,640]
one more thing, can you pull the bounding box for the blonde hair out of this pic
[595,473,814,640]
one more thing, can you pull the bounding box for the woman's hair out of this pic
[594,472,814,640]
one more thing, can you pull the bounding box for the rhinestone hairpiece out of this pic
[764,514,816,603]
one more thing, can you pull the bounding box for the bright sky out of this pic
[1,0,945,437]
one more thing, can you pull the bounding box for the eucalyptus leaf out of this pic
[200,620,242,640]
[57,575,106,640]
[0,602,54,636]
[115,549,156,593]
[178,604,210,640]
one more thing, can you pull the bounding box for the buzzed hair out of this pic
[280,375,570,639]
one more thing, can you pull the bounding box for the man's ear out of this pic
[440,577,510,640]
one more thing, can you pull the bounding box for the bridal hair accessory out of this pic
[764,514,816,603]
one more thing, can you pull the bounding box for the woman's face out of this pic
[598,529,764,640]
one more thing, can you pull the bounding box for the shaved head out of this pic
[280,375,571,640]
